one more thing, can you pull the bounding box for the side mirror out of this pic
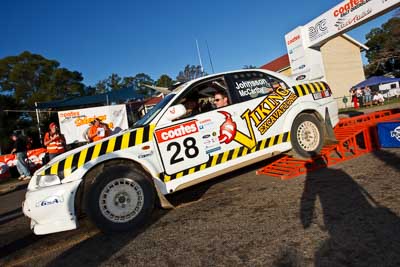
[164,104,187,121]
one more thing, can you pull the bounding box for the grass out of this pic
[339,97,400,114]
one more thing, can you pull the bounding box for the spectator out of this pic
[373,92,385,105]
[356,88,364,107]
[88,118,111,142]
[44,122,66,161]
[364,86,372,107]
[213,89,229,108]
[351,89,359,109]
[82,121,94,143]
[10,133,31,180]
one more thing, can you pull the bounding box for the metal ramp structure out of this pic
[256,109,400,180]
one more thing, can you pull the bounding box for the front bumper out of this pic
[23,179,82,235]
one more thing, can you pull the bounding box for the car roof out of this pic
[184,69,296,87]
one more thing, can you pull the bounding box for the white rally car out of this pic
[23,69,338,235]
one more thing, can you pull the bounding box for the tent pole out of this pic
[35,102,43,145]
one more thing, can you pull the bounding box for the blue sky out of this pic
[0,0,397,86]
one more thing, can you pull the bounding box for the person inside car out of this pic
[213,89,229,108]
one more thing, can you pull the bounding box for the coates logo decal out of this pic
[333,0,371,18]
[391,126,400,142]
[287,35,300,45]
[155,120,198,143]
[309,19,328,42]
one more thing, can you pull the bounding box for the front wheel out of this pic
[85,165,155,233]
[290,113,324,159]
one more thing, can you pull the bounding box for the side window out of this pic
[268,75,290,91]
[227,71,289,102]
[171,76,231,120]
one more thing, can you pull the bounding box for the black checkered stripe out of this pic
[292,81,330,97]
[160,131,290,182]
[41,125,155,179]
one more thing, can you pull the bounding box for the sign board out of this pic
[305,0,400,48]
[58,104,129,144]
[286,0,400,81]
[285,27,326,81]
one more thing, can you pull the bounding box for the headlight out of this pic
[36,175,61,188]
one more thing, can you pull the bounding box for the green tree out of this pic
[156,74,173,88]
[121,76,136,88]
[133,73,155,97]
[106,73,122,91]
[0,51,85,106]
[243,65,257,69]
[365,17,400,77]
[176,65,205,83]
[95,79,108,94]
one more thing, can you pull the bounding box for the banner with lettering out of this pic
[58,105,129,144]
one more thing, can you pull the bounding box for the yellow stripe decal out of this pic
[135,127,144,145]
[309,83,316,93]
[221,151,229,163]
[64,155,74,177]
[318,81,326,90]
[277,133,284,144]
[91,143,102,160]
[106,137,116,153]
[77,148,88,168]
[295,85,303,97]
[149,124,156,141]
[50,161,59,175]
[121,132,130,149]
[268,135,275,147]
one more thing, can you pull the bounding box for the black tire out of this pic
[85,165,155,233]
[290,113,324,159]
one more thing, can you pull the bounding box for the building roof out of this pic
[259,54,290,72]
[341,34,369,51]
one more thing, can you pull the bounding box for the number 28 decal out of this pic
[167,137,199,164]
[155,120,209,175]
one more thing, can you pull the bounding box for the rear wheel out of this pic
[290,113,324,159]
[85,165,155,233]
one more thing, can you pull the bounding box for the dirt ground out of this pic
[1,147,399,267]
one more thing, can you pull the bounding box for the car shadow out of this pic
[299,166,400,266]
[46,208,168,267]
[45,156,275,266]
[372,149,400,172]
[0,233,42,260]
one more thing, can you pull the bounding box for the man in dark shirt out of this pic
[10,133,31,180]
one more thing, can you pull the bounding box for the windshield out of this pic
[133,93,175,127]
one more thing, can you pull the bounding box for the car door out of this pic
[154,76,243,183]
[223,70,296,153]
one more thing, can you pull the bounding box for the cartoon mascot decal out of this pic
[218,111,237,144]
[217,111,257,149]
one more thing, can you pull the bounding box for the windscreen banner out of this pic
[58,104,129,144]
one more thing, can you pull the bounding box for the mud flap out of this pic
[155,184,175,209]
[324,108,338,145]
